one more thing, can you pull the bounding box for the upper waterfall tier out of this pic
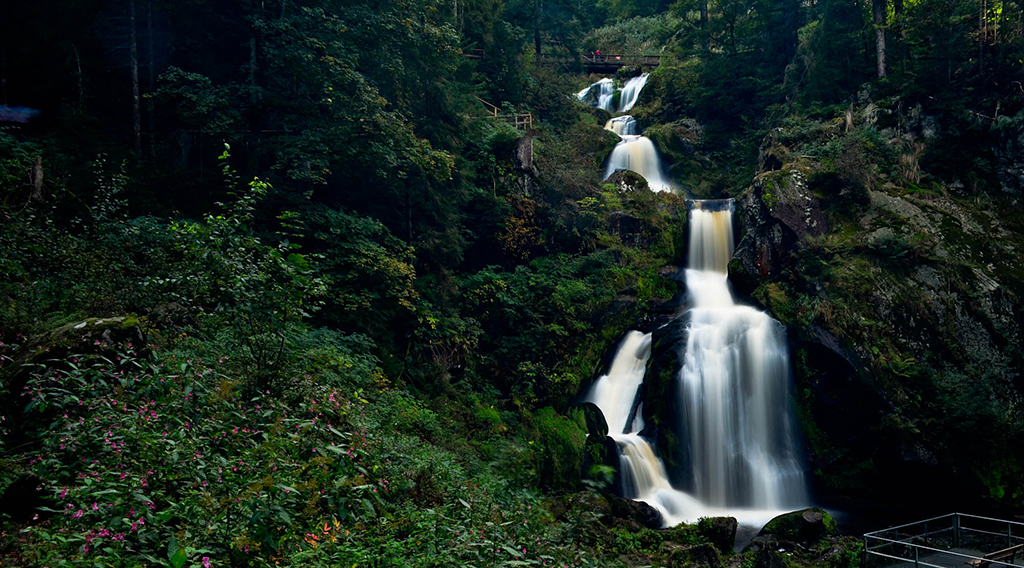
[578,73,650,115]
[618,74,649,113]
[577,78,616,112]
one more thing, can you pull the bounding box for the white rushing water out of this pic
[603,135,672,193]
[585,201,808,528]
[577,78,617,112]
[680,203,808,512]
[577,73,649,114]
[605,115,640,136]
[618,73,649,113]
[580,75,672,192]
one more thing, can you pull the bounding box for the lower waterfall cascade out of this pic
[584,201,809,528]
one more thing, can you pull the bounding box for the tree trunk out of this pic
[72,44,84,113]
[147,0,155,156]
[129,0,142,154]
[1,43,6,107]
[700,0,709,52]
[534,0,542,56]
[406,180,413,243]
[872,0,888,78]
[249,35,261,175]
[979,0,987,71]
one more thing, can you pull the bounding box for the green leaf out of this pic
[168,536,188,568]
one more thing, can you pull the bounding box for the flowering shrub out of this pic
[15,341,385,567]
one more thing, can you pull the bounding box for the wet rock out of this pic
[699,517,738,554]
[757,508,838,545]
[606,493,664,529]
[606,169,651,193]
[578,401,609,438]
[661,542,723,568]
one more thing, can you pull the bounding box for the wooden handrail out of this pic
[475,97,532,130]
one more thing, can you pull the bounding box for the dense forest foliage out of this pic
[1,0,1022,566]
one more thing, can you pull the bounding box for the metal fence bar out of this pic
[864,514,956,537]
[864,550,951,568]
[958,513,1024,529]
[865,535,1024,567]
[961,526,1024,540]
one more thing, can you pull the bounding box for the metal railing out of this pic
[864,513,1024,568]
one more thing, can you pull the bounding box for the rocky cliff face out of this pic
[730,107,1024,513]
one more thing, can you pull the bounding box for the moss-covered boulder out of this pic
[1,316,147,394]
[698,516,738,554]
[757,508,838,545]
[659,541,722,568]
[606,169,652,193]
[732,167,828,296]
[606,493,664,529]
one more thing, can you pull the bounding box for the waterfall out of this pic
[603,135,671,193]
[679,201,808,511]
[584,202,808,528]
[577,73,649,114]
[605,116,640,136]
[585,332,704,523]
[580,74,671,192]
[577,78,617,112]
[618,73,649,113]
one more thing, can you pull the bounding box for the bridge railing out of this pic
[864,513,1024,568]
[579,54,662,66]
[476,97,533,131]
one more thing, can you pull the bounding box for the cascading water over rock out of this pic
[580,73,672,192]
[577,73,649,114]
[618,73,649,113]
[577,78,617,112]
[679,201,808,512]
[603,135,671,192]
[605,116,640,136]
[584,201,809,527]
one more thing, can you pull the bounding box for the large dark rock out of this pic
[608,210,647,248]
[757,508,838,545]
[606,493,664,529]
[731,168,828,296]
[660,542,722,568]
[699,517,738,554]
[578,401,609,438]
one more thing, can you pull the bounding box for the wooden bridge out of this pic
[540,53,662,72]
[462,49,661,73]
